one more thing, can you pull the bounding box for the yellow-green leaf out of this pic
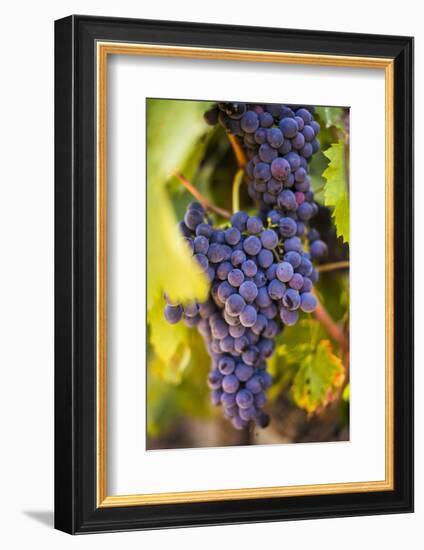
[147,99,212,311]
[292,339,345,414]
[322,141,350,244]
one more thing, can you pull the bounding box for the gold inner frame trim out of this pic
[96,42,395,508]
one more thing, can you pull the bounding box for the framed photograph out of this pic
[54,15,413,534]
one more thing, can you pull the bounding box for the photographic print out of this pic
[147,99,350,450]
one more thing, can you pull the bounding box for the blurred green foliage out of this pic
[146,100,350,440]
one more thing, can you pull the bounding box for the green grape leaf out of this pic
[316,106,346,131]
[292,339,345,414]
[147,99,213,311]
[322,141,350,244]
[267,319,325,400]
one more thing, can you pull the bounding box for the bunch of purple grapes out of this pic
[205,102,327,260]
[164,201,318,430]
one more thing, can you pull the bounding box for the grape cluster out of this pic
[164,201,318,430]
[205,102,328,260]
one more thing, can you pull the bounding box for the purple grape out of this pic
[207,243,226,263]
[289,273,304,290]
[257,249,273,269]
[164,304,183,324]
[260,229,279,249]
[259,143,278,163]
[236,389,254,409]
[284,236,303,253]
[254,391,267,408]
[229,323,245,338]
[194,235,209,254]
[263,319,278,339]
[279,217,297,238]
[300,292,317,312]
[217,281,235,303]
[239,281,258,303]
[298,201,314,221]
[243,236,262,256]
[271,157,290,181]
[296,108,312,124]
[254,128,267,144]
[291,132,305,150]
[228,268,244,287]
[246,216,263,234]
[276,261,294,282]
[280,307,299,326]
[310,240,328,259]
[222,374,240,393]
[184,302,199,318]
[211,389,222,406]
[231,211,248,231]
[225,293,246,316]
[184,208,204,230]
[221,392,236,408]
[282,288,301,310]
[220,335,235,353]
[207,368,223,390]
[218,356,236,375]
[196,223,213,239]
[256,412,270,428]
[267,279,286,300]
[239,405,257,421]
[256,286,272,308]
[265,263,277,281]
[246,375,263,394]
[267,178,283,195]
[216,261,232,280]
[241,259,257,277]
[267,127,284,148]
[239,305,257,327]
[231,249,247,267]
[279,117,298,138]
[283,251,302,268]
[211,319,229,339]
[225,226,241,245]
[300,142,313,158]
[251,313,268,335]
[234,335,250,354]
[277,189,297,211]
[242,346,260,366]
[254,270,267,288]
[235,363,254,382]
[297,256,313,276]
[259,111,274,127]
[284,151,301,171]
[254,162,272,184]
[302,125,315,142]
[240,110,259,133]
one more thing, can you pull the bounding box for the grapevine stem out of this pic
[316,260,349,273]
[173,171,231,219]
[313,295,350,398]
[232,169,244,214]
[227,133,247,168]
[313,299,345,347]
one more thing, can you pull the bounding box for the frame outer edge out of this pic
[54,15,414,533]
[54,15,77,534]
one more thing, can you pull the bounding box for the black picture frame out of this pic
[55,15,414,534]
